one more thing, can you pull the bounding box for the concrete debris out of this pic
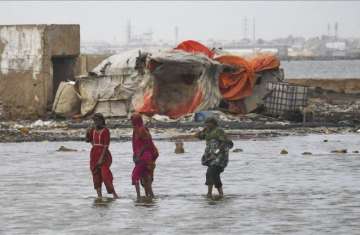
[152,114,178,123]
[331,149,347,154]
[302,152,312,155]
[174,141,185,154]
[30,120,57,129]
[57,146,77,152]
[19,127,30,136]
[232,148,243,153]
[280,149,288,154]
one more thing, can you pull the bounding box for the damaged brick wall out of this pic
[0,24,80,120]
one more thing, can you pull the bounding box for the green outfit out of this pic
[198,127,233,188]
[198,127,231,169]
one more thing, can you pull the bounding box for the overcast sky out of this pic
[1,1,360,43]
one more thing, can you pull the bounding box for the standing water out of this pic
[1,134,360,234]
[281,60,360,79]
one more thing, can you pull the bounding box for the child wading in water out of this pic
[195,117,233,199]
[86,113,119,199]
[131,113,159,201]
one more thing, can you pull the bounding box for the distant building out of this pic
[325,41,347,57]
[325,42,346,51]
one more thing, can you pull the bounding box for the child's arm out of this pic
[195,127,208,140]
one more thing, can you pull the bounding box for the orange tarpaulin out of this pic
[215,55,256,101]
[175,40,215,58]
[216,54,280,101]
[137,89,204,119]
[250,53,280,73]
[137,40,281,118]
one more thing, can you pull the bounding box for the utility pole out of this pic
[174,26,179,46]
[253,17,256,42]
[243,16,249,40]
[334,22,338,40]
[126,20,132,44]
[253,17,256,54]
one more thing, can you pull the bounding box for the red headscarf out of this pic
[131,113,159,160]
[131,113,144,129]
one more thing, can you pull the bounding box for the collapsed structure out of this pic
[53,40,287,119]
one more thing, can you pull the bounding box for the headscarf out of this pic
[205,117,218,127]
[130,113,158,160]
[131,113,144,128]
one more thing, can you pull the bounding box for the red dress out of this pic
[87,127,115,193]
[131,114,159,185]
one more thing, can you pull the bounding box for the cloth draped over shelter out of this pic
[175,40,215,58]
[53,40,282,119]
[134,51,223,119]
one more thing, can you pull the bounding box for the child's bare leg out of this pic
[112,189,119,199]
[135,183,141,200]
[207,185,213,198]
[143,177,151,198]
[217,187,223,198]
[144,176,154,198]
[142,178,149,197]
[96,187,102,198]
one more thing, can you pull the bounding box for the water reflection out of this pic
[92,197,115,208]
[134,196,157,208]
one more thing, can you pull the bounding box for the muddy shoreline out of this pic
[1,118,358,143]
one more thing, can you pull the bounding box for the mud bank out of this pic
[1,117,358,143]
[287,78,360,94]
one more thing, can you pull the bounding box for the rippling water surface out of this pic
[281,60,360,79]
[1,134,360,234]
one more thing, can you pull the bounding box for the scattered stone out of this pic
[302,152,312,155]
[323,139,328,142]
[353,150,359,154]
[174,141,185,154]
[280,149,288,155]
[19,127,30,135]
[331,149,347,154]
[57,146,77,152]
[232,148,243,153]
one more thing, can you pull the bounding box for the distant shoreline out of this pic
[280,57,360,61]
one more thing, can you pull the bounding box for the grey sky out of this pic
[1,1,360,43]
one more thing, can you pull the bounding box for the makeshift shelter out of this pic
[214,53,283,113]
[77,49,160,117]
[52,40,284,119]
[174,41,283,114]
[54,47,224,118]
[134,50,223,118]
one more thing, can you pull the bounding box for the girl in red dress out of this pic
[86,113,119,199]
[131,113,159,200]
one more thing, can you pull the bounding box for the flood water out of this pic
[1,133,360,234]
[281,60,360,79]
